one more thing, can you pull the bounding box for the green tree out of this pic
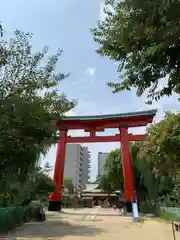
[0,23,2,36]
[0,30,76,206]
[98,174,113,193]
[94,173,101,184]
[63,178,74,193]
[21,164,56,204]
[102,144,172,201]
[140,111,180,177]
[103,145,147,192]
[0,24,8,67]
[92,0,180,103]
[103,149,123,191]
[62,187,70,199]
[0,164,55,207]
[139,112,180,206]
[43,162,53,174]
[0,30,76,182]
[170,171,180,205]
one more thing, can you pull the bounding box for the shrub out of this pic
[160,211,180,222]
[0,207,26,233]
[0,201,45,233]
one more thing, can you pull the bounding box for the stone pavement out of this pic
[3,207,180,240]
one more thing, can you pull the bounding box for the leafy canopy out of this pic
[101,143,173,201]
[140,111,180,176]
[92,0,180,103]
[102,145,149,197]
[0,30,76,181]
[63,178,74,193]
[0,162,55,207]
[0,24,8,67]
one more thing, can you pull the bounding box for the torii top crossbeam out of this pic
[56,109,157,130]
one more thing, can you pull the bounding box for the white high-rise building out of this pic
[63,144,91,190]
[98,152,109,177]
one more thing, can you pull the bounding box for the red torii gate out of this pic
[48,109,157,218]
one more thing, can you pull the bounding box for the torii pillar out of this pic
[120,125,139,219]
[48,128,67,211]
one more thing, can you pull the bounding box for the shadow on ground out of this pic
[8,219,105,239]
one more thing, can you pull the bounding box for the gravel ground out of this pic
[2,207,180,240]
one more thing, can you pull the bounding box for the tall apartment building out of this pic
[64,144,91,190]
[98,152,109,177]
[81,146,91,189]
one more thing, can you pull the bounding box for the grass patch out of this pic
[160,211,180,222]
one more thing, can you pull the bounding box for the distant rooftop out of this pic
[84,183,99,192]
[61,109,157,121]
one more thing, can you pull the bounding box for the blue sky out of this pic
[1,0,180,181]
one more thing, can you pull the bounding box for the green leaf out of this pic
[92,0,180,102]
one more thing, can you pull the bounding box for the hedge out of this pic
[0,206,31,233]
[160,207,180,222]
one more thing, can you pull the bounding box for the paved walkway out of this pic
[3,208,180,240]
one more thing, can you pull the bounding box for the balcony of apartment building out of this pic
[78,162,83,170]
[79,150,83,160]
[78,167,82,174]
[75,177,83,190]
[78,162,83,171]
[78,169,82,179]
[79,158,83,164]
[80,146,83,155]
[78,160,83,171]
[76,175,81,182]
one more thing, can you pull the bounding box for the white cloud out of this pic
[85,67,96,76]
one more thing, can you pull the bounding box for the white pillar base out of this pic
[132,201,139,219]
